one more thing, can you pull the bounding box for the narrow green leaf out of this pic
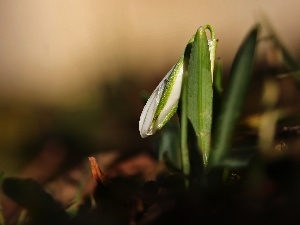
[180,72,190,177]
[187,26,214,165]
[213,59,223,95]
[208,25,260,167]
[178,38,194,177]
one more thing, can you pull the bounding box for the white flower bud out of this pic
[139,56,184,138]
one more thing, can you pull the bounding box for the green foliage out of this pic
[208,25,260,167]
[145,21,300,182]
[2,20,300,225]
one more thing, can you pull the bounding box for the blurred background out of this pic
[0,0,299,211]
[0,0,299,103]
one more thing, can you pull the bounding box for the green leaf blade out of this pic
[187,27,213,165]
[208,25,260,167]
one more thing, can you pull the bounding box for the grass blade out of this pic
[208,25,260,167]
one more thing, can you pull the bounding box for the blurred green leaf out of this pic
[208,25,260,167]
[180,68,190,177]
[178,36,194,177]
[213,59,223,95]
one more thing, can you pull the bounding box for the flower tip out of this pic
[139,129,149,138]
[139,126,154,138]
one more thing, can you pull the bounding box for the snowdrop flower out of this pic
[139,27,217,138]
[139,55,184,138]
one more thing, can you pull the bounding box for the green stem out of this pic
[203,24,216,40]
[180,71,190,177]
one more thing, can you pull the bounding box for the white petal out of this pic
[139,72,168,138]
[139,61,184,138]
